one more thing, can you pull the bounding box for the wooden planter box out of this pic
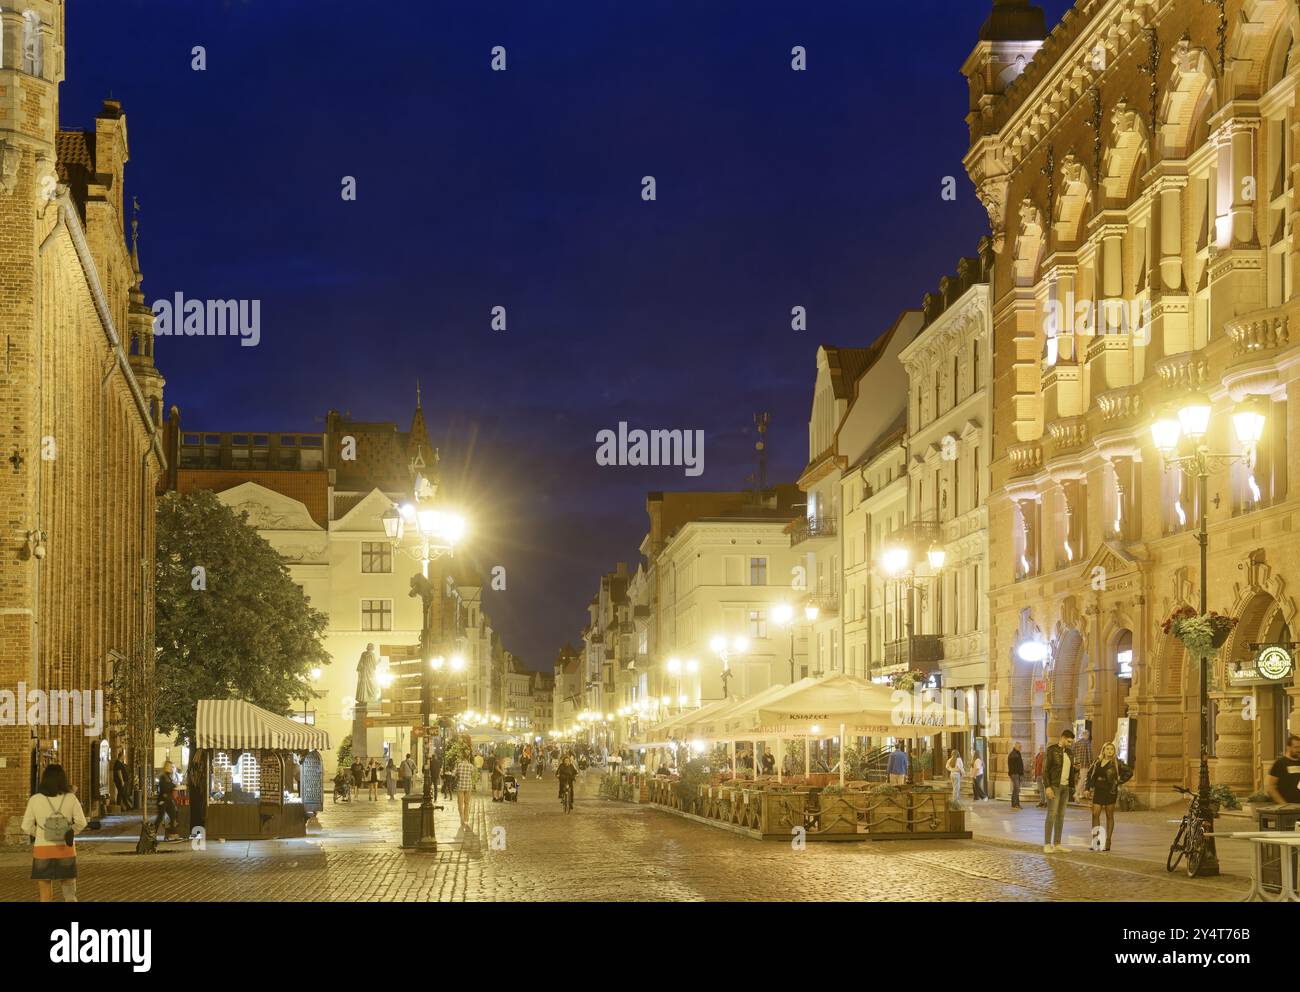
[759,791,807,835]
[866,790,909,833]
[908,790,947,833]
[947,808,967,834]
[814,791,871,835]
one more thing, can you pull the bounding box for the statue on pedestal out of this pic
[355,643,380,706]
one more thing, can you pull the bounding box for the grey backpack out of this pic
[41,794,71,844]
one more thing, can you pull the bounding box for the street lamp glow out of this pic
[732,636,749,654]
[1177,392,1212,441]
[882,545,910,576]
[772,602,793,625]
[678,694,687,706]
[685,658,698,674]
[666,657,681,675]
[810,724,821,735]
[449,655,466,672]
[1017,640,1048,663]
[398,502,416,521]
[1150,407,1182,455]
[927,544,947,570]
[382,506,403,541]
[310,667,322,680]
[1232,396,1267,445]
[804,604,820,623]
[430,655,445,670]
[661,696,670,705]
[709,636,726,655]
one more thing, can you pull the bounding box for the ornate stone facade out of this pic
[966,0,1300,803]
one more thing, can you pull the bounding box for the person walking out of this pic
[112,749,133,811]
[490,757,505,802]
[1034,747,1047,808]
[1070,729,1092,801]
[22,764,87,902]
[383,757,397,800]
[971,753,987,801]
[1085,742,1131,851]
[428,748,442,799]
[350,756,364,799]
[887,743,909,785]
[1266,733,1300,804]
[1007,741,1025,810]
[521,745,532,779]
[1042,728,1078,853]
[153,760,179,841]
[945,749,965,804]
[399,753,415,796]
[454,749,476,825]
[186,751,207,832]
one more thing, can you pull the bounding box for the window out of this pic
[953,355,959,408]
[361,542,392,573]
[23,12,43,77]
[972,340,980,389]
[749,609,768,639]
[749,557,767,586]
[362,599,392,631]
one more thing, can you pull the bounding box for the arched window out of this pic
[22,11,43,78]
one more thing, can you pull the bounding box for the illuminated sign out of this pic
[1254,645,1294,681]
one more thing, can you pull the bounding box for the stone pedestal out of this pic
[351,703,385,762]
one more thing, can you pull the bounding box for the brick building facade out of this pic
[1,1,166,839]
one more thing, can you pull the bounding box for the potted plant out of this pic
[889,668,931,692]
[1162,605,1237,658]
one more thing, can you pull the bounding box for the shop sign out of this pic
[1254,645,1294,681]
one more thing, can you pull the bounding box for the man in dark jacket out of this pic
[1042,729,1077,852]
[1007,742,1025,810]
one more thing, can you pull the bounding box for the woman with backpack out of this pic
[22,764,88,902]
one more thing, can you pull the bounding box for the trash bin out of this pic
[1256,804,1300,893]
[401,796,436,849]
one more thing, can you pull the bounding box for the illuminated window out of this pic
[361,542,392,573]
[362,599,392,631]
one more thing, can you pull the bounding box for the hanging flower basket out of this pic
[889,668,930,692]
[1162,606,1236,659]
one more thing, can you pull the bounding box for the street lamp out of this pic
[301,666,322,723]
[1149,391,1267,878]
[388,469,466,853]
[709,635,748,698]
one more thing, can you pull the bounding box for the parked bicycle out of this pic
[1166,785,1217,877]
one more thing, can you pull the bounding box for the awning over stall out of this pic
[196,699,331,751]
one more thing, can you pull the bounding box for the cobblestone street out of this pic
[0,771,1253,901]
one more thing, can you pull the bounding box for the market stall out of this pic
[194,699,330,840]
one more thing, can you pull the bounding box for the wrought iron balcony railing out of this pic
[789,515,837,547]
[883,634,944,668]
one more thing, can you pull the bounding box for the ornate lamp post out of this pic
[383,473,466,853]
[1150,392,1266,878]
[709,636,748,698]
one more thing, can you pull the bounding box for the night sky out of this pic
[65,0,1074,669]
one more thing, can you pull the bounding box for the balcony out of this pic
[808,592,839,616]
[883,634,944,668]
[789,515,837,547]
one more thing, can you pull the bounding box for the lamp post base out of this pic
[414,803,438,852]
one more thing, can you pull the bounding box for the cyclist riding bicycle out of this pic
[557,754,578,809]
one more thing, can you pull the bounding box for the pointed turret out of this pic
[962,0,1048,142]
[126,204,165,427]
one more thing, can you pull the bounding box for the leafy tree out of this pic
[155,489,330,745]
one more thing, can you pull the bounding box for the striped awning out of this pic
[196,699,330,752]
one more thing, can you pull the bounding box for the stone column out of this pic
[1228,119,1260,248]
[1208,687,1254,792]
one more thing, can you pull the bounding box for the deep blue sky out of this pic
[65,0,1074,670]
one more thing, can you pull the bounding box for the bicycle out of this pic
[560,780,574,813]
[1166,785,1217,877]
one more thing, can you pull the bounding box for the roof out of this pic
[196,699,330,751]
[979,0,1047,43]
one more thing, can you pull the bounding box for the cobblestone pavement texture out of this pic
[0,771,1252,902]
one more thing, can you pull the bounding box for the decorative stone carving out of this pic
[0,141,20,196]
